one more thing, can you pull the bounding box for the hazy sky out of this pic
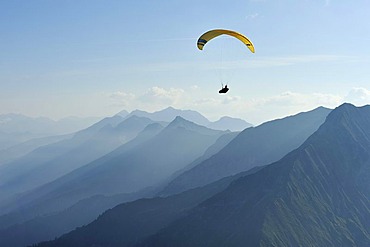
[1,0,370,124]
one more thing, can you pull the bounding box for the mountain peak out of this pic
[163,116,223,137]
[311,103,370,151]
[330,102,357,116]
[173,115,185,121]
[125,107,210,126]
[163,106,176,111]
[325,103,368,125]
[116,110,129,118]
[166,116,198,129]
[208,116,253,131]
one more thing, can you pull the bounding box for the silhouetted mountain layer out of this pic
[0,189,154,247]
[160,107,331,196]
[138,103,370,247]
[35,103,370,247]
[207,116,252,131]
[0,129,236,247]
[0,121,164,230]
[0,113,99,151]
[125,106,210,126]
[0,115,157,217]
[0,117,224,232]
[39,117,224,204]
[122,106,252,131]
[162,131,239,186]
[33,167,263,247]
[0,133,72,166]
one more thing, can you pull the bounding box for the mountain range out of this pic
[0,114,99,152]
[0,133,72,166]
[0,107,250,224]
[140,103,370,247]
[33,103,370,247]
[0,107,250,167]
[160,106,331,196]
[13,117,225,215]
[0,123,237,247]
[0,115,157,212]
[1,104,369,247]
[0,116,227,238]
[0,106,333,247]
[0,106,252,211]
[119,107,253,131]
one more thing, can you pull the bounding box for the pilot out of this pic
[219,84,229,94]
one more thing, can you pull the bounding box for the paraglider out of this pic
[197,29,254,94]
[197,29,255,53]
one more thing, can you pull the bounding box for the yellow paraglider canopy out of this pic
[197,29,255,53]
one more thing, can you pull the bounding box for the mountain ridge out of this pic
[123,106,210,127]
[160,106,331,196]
[119,106,252,131]
[138,103,370,247]
[0,115,158,219]
[31,104,370,247]
[0,113,100,151]
[0,116,226,233]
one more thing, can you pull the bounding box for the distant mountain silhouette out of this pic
[0,123,164,246]
[0,190,154,247]
[0,117,225,233]
[0,113,99,151]
[163,131,239,186]
[160,107,331,196]
[0,127,239,246]
[0,133,72,166]
[40,116,225,202]
[116,109,129,118]
[124,106,211,126]
[0,125,235,247]
[120,106,252,131]
[207,116,253,131]
[32,167,264,247]
[0,115,156,215]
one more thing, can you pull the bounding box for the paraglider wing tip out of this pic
[246,43,255,53]
[197,39,207,50]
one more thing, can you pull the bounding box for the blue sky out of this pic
[1,0,370,124]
